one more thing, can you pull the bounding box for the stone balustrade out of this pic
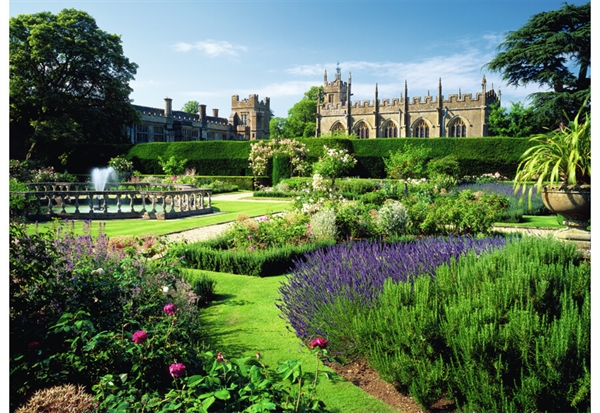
[13,182,212,220]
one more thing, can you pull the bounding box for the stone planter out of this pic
[541,184,591,245]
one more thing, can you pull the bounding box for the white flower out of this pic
[162,286,170,294]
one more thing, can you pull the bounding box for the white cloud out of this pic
[172,40,248,57]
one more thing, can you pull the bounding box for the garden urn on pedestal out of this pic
[513,99,591,253]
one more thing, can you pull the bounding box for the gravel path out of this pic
[165,191,288,244]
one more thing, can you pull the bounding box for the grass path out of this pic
[194,270,400,413]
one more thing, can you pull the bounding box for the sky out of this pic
[6,0,593,119]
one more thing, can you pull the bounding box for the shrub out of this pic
[426,154,460,178]
[186,271,217,307]
[309,209,338,242]
[419,190,509,235]
[9,220,204,411]
[384,144,431,179]
[358,236,589,412]
[335,202,378,240]
[15,384,98,413]
[376,200,409,237]
[359,190,388,206]
[277,235,508,353]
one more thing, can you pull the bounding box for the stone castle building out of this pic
[126,94,270,143]
[316,66,500,138]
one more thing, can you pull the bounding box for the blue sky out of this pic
[7,0,593,118]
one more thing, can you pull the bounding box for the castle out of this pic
[126,94,271,143]
[316,66,500,138]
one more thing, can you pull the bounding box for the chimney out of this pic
[164,97,173,117]
[199,104,207,118]
[212,108,219,118]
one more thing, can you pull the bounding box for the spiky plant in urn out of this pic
[514,100,591,243]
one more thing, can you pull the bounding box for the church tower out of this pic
[323,63,349,106]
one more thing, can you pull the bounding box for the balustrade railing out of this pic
[13,183,212,220]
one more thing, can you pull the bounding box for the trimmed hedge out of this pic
[122,137,535,180]
[172,238,335,277]
[126,141,252,176]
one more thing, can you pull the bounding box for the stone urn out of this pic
[541,184,591,242]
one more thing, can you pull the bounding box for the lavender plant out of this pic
[277,235,508,351]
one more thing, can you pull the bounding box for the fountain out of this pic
[91,166,117,191]
[13,166,213,221]
[91,167,117,210]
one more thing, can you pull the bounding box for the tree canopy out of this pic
[485,2,590,128]
[181,100,200,115]
[10,8,140,165]
[282,86,323,138]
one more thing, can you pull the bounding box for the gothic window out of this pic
[449,118,467,137]
[414,120,429,138]
[241,113,247,126]
[383,121,398,138]
[356,122,369,139]
[328,94,334,103]
[330,122,345,136]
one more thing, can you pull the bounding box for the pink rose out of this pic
[163,303,177,316]
[132,330,148,344]
[309,337,328,350]
[169,363,186,378]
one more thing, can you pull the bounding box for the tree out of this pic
[283,86,323,138]
[181,100,200,115]
[487,100,543,137]
[269,117,286,139]
[485,2,590,129]
[10,8,140,165]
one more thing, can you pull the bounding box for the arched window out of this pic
[382,121,398,138]
[354,121,369,139]
[330,122,345,136]
[414,120,429,138]
[449,118,467,137]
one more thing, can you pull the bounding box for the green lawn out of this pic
[26,199,293,238]
[194,270,400,413]
[494,214,566,229]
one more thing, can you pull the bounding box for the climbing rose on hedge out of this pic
[169,363,186,378]
[132,330,148,344]
[310,337,328,349]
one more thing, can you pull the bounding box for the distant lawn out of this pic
[26,199,292,238]
[495,215,566,229]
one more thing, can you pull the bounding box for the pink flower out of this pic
[132,330,148,344]
[216,352,224,362]
[163,303,177,316]
[310,337,328,350]
[256,352,261,359]
[169,363,186,378]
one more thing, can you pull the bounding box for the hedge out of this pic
[118,137,535,179]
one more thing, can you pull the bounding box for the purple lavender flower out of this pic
[278,236,507,340]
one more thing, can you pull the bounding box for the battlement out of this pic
[231,94,270,110]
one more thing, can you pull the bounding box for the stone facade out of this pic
[316,67,500,138]
[125,94,270,143]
